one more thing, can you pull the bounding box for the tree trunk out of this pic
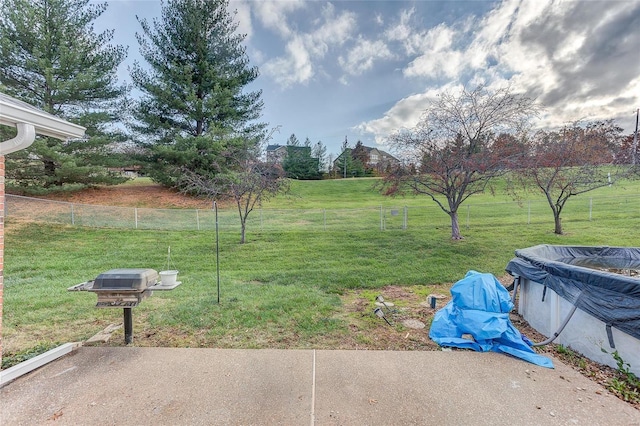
[240,218,246,244]
[450,211,464,240]
[43,158,57,187]
[554,214,563,235]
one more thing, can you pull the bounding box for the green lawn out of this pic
[3,177,640,366]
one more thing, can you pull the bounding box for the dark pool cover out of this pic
[429,271,554,368]
[506,245,640,341]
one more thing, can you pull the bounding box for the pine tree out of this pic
[312,141,327,173]
[287,134,300,146]
[0,0,129,192]
[131,0,264,188]
[351,140,369,176]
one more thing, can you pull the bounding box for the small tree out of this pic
[180,133,288,244]
[312,141,327,174]
[386,85,538,239]
[510,120,630,235]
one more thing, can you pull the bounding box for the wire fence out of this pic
[5,193,640,232]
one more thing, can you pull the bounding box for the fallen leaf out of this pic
[49,410,63,420]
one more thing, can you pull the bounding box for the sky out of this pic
[94,0,640,158]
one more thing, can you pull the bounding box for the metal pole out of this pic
[633,108,639,165]
[124,308,133,344]
[589,198,593,221]
[196,209,200,231]
[134,207,138,229]
[71,204,75,225]
[215,201,220,304]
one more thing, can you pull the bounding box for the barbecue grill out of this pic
[68,268,181,343]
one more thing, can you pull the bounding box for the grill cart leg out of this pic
[124,308,133,344]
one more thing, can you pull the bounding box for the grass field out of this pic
[3,177,640,367]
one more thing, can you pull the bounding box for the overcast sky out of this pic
[95,0,640,157]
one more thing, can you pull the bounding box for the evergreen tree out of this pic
[131,0,264,188]
[282,145,320,180]
[286,133,300,146]
[0,0,129,192]
[351,140,369,176]
[312,141,327,173]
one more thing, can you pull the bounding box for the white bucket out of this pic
[159,270,179,286]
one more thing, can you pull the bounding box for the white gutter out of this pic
[0,94,85,385]
[0,342,82,387]
[0,93,86,151]
[0,122,36,155]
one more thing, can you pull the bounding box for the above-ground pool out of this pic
[506,245,640,375]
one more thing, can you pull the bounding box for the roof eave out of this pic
[0,95,86,140]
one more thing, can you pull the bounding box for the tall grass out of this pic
[3,177,640,359]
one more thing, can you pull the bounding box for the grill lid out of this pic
[92,268,158,291]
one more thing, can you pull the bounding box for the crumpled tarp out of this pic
[429,270,554,368]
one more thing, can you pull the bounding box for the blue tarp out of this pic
[429,271,554,368]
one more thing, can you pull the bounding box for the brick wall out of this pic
[0,154,4,365]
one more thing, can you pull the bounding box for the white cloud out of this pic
[384,8,416,47]
[355,85,459,144]
[259,2,357,88]
[262,35,313,87]
[251,0,305,38]
[358,0,640,143]
[303,5,356,57]
[338,36,394,77]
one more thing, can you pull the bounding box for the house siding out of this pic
[0,155,4,363]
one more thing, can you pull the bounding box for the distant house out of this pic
[266,144,288,164]
[364,146,398,169]
[266,144,321,179]
[108,165,143,178]
[333,145,399,176]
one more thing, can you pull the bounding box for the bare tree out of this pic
[386,85,538,240]
[510,120,630,235]
[180,134,289,243]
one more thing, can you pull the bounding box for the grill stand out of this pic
[124,308,133,344]
[68,270,181,345]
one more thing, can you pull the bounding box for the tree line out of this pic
[0,0,289,243]
[2,1,638,241]
[1,0,267,197]
[384,85,639,239]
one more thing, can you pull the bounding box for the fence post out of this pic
[403,206,407,230]
[196,209,200,231]
[134,208,138,229]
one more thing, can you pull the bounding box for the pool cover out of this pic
[429,271,554,368]
[506,245,640,342]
